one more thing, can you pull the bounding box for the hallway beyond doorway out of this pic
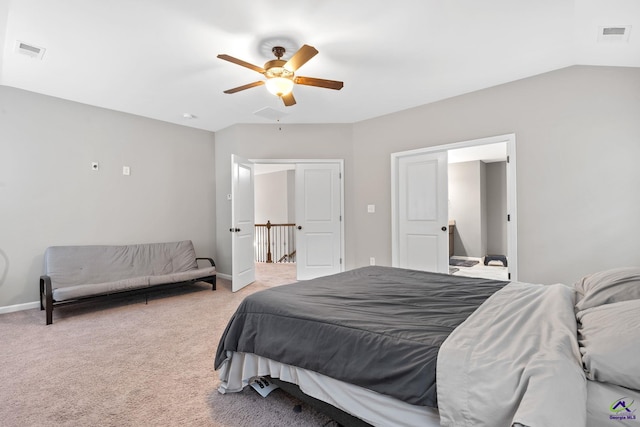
[255,262,297,287]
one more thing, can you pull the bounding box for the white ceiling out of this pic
[1,0,638,132]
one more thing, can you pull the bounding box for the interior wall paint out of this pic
[214,124,354,276]
[287,170,295,223]
[4,65,637,303]
[486,161,507,255]
[0,86,216,308]
[449,161,487,258]
[254,171,289,224]
[352,65,640,285]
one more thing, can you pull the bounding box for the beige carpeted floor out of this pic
[0,263,338,426]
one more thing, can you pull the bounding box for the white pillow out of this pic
[574,267,640,312]
[577,299,640,390]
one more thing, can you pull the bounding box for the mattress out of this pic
[218,351,441,427]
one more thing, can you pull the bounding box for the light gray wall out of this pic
[352,65,640,285]
[255,171,290,224]
[486,161,507,255]
[449,161,487,257]
[214,124,354,276]
[287,170,295,223]
[3,65,639,307]
[0,86,216,308]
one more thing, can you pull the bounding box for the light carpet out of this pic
[0,263,337,427]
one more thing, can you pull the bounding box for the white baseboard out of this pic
[0,301,40,315]
[217,273,231,281]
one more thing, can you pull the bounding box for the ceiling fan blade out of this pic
[217,54,265,74]
[284,44,318,72]
[223,81,265,94]
[294,76,344,90]
[282,92,296,107]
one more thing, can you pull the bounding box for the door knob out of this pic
[441,226,447,231]
[235,228,241,232]
[297,226,302,230]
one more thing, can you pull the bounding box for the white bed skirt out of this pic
[218,351,441,427]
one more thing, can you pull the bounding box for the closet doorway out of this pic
[391,134,517,281]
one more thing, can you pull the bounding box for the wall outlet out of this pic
[367,204,375,213]
[369,257,376,266]
[122,166,130,176]
[91,162,99,171]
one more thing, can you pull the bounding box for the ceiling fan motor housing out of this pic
[264,60,294,79]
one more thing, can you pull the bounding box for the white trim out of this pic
[250,158,346,276]
[505,137,518,281]
[0,301,40,314]
[391,133,518,281]
[217,272,232,281]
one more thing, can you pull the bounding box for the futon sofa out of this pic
[39,240,216,325]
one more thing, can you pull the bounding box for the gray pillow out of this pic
[574,267,640,312]
[577,299,640,390]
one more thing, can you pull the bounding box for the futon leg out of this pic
[41,276,54,325]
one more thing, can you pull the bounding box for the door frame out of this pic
[391,133,518,280]
[251,158,345,279]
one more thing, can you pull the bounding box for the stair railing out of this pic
[254,221,296,263]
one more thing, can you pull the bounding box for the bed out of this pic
[215,265,640,426]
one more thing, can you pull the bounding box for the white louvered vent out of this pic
[597,26,632,42]
[15,41,46,59]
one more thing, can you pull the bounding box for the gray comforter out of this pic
[215,266,507,407]
[437,281,587,426]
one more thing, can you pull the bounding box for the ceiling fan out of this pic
[217,44,343,106]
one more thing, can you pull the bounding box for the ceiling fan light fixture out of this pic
[265,77,294,97]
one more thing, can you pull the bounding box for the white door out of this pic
[295,163,342,280]
[394,151,449,273]
[231,155,255,291]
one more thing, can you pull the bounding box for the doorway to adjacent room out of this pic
[391,133,517,281]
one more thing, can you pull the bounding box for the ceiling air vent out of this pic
[597,26,632,43]
[15,40,46,59]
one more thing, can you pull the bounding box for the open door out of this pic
[231,155,255,291]
[393,151,449,273]
[295,163,342,280]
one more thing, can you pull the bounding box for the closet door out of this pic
[394,151,449,273]
[295,163,342,280]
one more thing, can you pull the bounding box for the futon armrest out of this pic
[196,257,215,267]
